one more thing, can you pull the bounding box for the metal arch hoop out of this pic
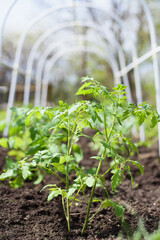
[0,0,18,58]
[3,2,133,137]
[35,38,120,106]
[34,35,120,106]
[2,1,155,143]
[23,21,129,106]
[41,45,119,107]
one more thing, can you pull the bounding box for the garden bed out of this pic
[0,139,160,240]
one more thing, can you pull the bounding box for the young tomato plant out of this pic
[0,77,158,235]
[0,107,55,187]
[23,101,88,232]
[75,77,157,235]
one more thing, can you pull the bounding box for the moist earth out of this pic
[0,139,160,240]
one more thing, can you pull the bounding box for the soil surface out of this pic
[0,137,160,240]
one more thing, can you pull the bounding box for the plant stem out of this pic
[70,185,83,207]
[81,158,103,235]
[82,89,108,235]
[65,108,79,232]
[88,201,104,222]
[37,164,65,183]
[66,161,70,232]
[66,111,71,232]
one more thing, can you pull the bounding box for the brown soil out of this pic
[0,139,160,240]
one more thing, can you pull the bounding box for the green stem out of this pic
[101,164,116,178]
[65,109,79,232]
[66,111,71,232]
[81,158,103,235]
[82,190,89,204]
[70,185,83,207]
[37,164,65,183]
[82,87,108,235]
[88,201,104,222]
[62,196,67,219]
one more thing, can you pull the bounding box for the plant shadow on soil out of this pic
[0,135,160,240]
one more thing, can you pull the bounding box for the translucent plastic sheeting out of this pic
[24,21,130,107]
[3,2,132,136]
[35,38,119,106]
[40,45,119,107]
[1,0,155,146]
[0,0,18,58]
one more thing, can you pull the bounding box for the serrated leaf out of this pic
[59,156,66,164]
[111,172,122,191]
[85,176,95,187]
[22,165,32,180]
[6,157,16,169]
[52,163,65,173]
[44,109,54,119]
[25,116,31,127]
[47,190,61,201]
[76,89,95,96]
[131,160,144,175]
[0,169,14,180]
[100,140,110,150]
[67,188,76,199]
[138,113,145,126]
[150,115,157,128]
[36,111,42,120]
[68,102,81,115]
[103,199,125,217]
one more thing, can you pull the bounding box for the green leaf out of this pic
[0,169,14,180]
[103,199,125,217]
[25,116,31,127]
[25,109,34,127]
[22,165,32,180]
[67,188,76,199]
[85,176,95,187]
[93,198,102,202]
[59,156,66,164]
[131,160,144,175]
[10,175,24,188]
[81,76,94,82]
[80,134,95,143]
[6,157,16,169]
[0,138,8,148]
[111,172,122,191]
[34,174,43,185]
[52,163,65,173]
[90,156,105,161]
[150,115,157,128]
[73,145,83,163]
[68,102,81,115]
[115,115,122,126]
[47,190,61,201]
[36,111,42,120]
[76,81,94,96]
[41,184,57,192]
[100,140,110,150]
[124,137,138,153]
[138,113,145,126]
